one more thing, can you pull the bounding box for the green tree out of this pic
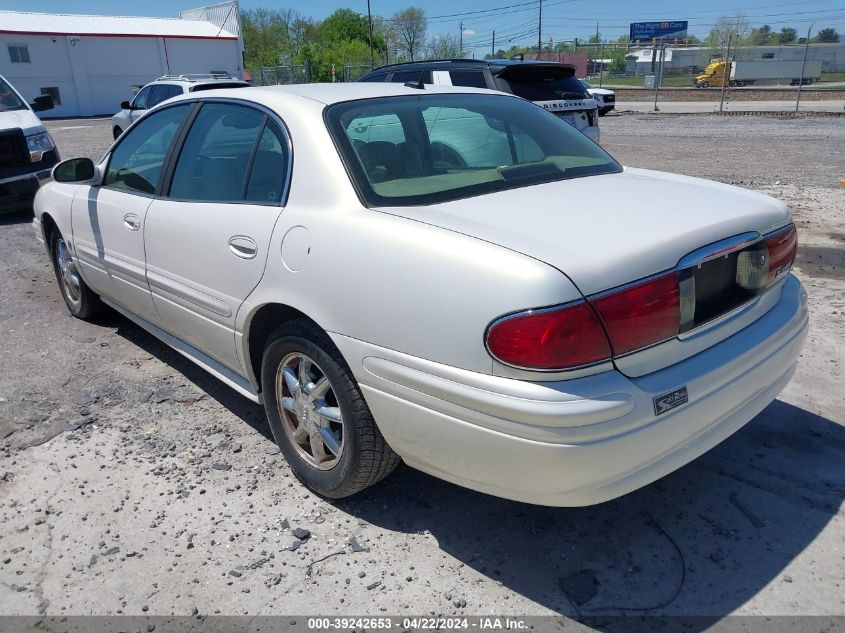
[816,27,840,43]
[748,24,774,45]
[778,27,798,44]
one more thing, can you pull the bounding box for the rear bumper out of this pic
[332,275,808,506]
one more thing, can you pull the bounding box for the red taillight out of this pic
[485,302,612,370]
[766,225,797,285]
[591,272,680,356]
[486,225,796,371]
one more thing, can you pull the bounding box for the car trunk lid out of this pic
[376,167,793,375]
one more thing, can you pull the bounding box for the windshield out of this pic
[0,77,26,112]
[326,93,620,207]
[499,66,590,101]
[580,80,594,89]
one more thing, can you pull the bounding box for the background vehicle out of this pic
[111,73,248,139]
[360,59,600,143]
[35,84,805,507]
[694,60,824,87]
[0,74,57,214]
[580,80,615,115]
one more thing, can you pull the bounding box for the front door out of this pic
[144,102,290,371]
[71,103,192,323]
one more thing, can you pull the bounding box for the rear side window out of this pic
[169,103,264,202]
[498,67,590,101]
[390,70,432,84]
[449,70,488,89]
[105,104,190,194]
[360,74,387,83]
[245,123,289,204]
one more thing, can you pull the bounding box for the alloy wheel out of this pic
[56,239,81,307]
[275,352,345,470]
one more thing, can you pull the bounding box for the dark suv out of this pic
[360,59,599,143]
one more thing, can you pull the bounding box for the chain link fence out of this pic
[343,63,376,82]
[247,65,312,86]
[570,42,844,113]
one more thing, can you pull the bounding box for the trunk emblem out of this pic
[653,387,689,416]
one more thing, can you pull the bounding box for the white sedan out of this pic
[33,83,806,506]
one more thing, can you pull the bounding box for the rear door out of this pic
[143,102,291,371]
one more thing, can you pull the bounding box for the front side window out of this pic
[0,76,26,112]
[169,103,264,202]
[104,104,190,194]
[327,93,620,207]
[132,86,153,110]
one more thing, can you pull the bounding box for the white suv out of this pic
[111,73,248,139]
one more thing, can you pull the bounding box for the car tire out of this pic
[49,229,103,319]
[261,319,401,498]
[113,126,123,140]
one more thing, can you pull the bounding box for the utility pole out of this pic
[538,0,543,53]
[492,30,495,58]
[460,21,463,57]
[719,32,733,113]
[796,22,814,113]
[366,0,374,66]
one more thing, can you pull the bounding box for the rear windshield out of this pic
[326,93,620,207]
[498,66,590,101]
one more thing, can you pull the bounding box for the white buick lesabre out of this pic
[33,83,807,506]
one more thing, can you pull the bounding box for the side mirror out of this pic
[30,94,54,112]
[53,157,96,183]
[121,100,132,110]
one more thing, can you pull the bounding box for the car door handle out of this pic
[123,213,140,231]
[228,236,257,259]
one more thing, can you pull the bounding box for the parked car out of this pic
[35,83,807,506]
[0,74,58,214]
[580,80,615,115]
[111,73,248,140]
[360,59,601,144]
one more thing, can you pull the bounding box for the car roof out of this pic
[368,58,577,74]
[152,73,247,86]
[163,82,510,110]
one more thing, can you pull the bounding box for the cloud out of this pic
[462,28,476,37]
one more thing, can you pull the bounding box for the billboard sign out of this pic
[629,21,689,42]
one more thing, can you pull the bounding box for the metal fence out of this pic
[343,63,375,82]
[247,65,312,86]
[570,42,843,113]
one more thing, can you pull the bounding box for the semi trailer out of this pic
[695,60,823,87]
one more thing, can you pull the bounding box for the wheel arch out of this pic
[40,212,59,247]
[242,302,328,393]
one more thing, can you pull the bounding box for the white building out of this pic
[626,43,845,76]
[0,2,244,117]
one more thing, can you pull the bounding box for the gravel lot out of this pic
[1,113,843,621]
